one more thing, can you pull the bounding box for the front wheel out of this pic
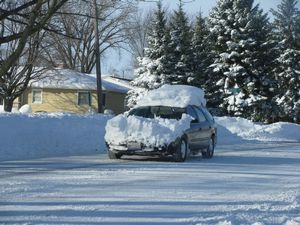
[173,138,187,162]
[108,150,122,159]
[202,137,215,159]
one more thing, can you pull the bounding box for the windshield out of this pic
[128,106,186,120]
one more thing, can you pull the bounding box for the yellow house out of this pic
[18,69,132,114]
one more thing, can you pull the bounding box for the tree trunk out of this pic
[4,97,14,112]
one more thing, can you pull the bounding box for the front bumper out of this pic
[107,142,177,156]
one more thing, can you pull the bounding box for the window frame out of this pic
[32,89,43,104]
[77,91,91,106]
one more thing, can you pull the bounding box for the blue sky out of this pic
[102,0,290,77]
[140,0,283,16]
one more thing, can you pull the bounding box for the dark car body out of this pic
[106,104,217,161]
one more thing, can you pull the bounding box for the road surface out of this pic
[1,142,300,225]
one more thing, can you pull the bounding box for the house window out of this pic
[78,91,91,106]
[102,93,106,107]
[32,89,42,104]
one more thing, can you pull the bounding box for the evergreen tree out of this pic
[207,0,275,121]
[271,0,300,123]
[168,1,195,84]
[126,1,171,107]
[192,13,214,99]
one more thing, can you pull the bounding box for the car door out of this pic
[192,106,211,148]
[185,106,201,150]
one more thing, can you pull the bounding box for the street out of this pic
[1,142,300,225]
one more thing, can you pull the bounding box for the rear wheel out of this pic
[173,138,187,162]
[108,150,122,159]
[202,137,215,159]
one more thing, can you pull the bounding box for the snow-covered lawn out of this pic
[0,142,299,225]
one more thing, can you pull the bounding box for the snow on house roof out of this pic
[136,84,206,108]
[30,68,131,93]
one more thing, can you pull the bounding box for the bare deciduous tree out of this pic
[0,0,68,112]
[125,10,153,67]
[40,0,137,73]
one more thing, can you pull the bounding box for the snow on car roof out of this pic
[31,68,131,93]
[136,84,206,108]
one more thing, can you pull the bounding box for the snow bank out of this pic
[216,116,300,142]
[0,113,111,161]
[136,84,206,108]
[0,105,19,113]
[19,104,32,114]
[105,114,193,147]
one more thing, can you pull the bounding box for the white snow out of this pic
[19,104,32,114]
[0,113,300,224]
[0,112,298,162]
[0,142,299,225]
[31,68,131,93]
[136,84,206,108]
[0,113,111,161]
[105,114,193,147]
[216,116,300,142]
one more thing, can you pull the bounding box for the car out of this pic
[105,85,217,162]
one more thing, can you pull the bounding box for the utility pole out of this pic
[93,0,103,113]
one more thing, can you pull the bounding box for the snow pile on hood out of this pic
[105,114,193,147]
[216,116,300,142]
[136,85,206,108]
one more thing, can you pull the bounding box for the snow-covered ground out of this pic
[0,142,299,225]
[0,113,300,224]
[0,113,111,161]
[1,112,299,162]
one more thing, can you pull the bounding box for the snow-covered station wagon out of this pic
[105,85,217,162]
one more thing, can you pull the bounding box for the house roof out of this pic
[30,69,132,93]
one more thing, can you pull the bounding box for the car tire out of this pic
[202,137,215,159]
[108,150,122,159]
[173,138,187,162]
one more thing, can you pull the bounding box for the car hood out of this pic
[105,114,192,147]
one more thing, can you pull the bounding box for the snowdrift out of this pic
[216,116,300,142]
[0,112,299,162]
[0,113,111,161]
[105,114,193,147]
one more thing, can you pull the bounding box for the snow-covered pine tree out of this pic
[271,0,300,123]
[192,13,211,88]
[126,1,171,107]
[207,0,275,121]
[192,13,212,89]
[168,0,195,85]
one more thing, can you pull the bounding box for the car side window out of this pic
[193,106,207,123]
[186,106,198,123]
